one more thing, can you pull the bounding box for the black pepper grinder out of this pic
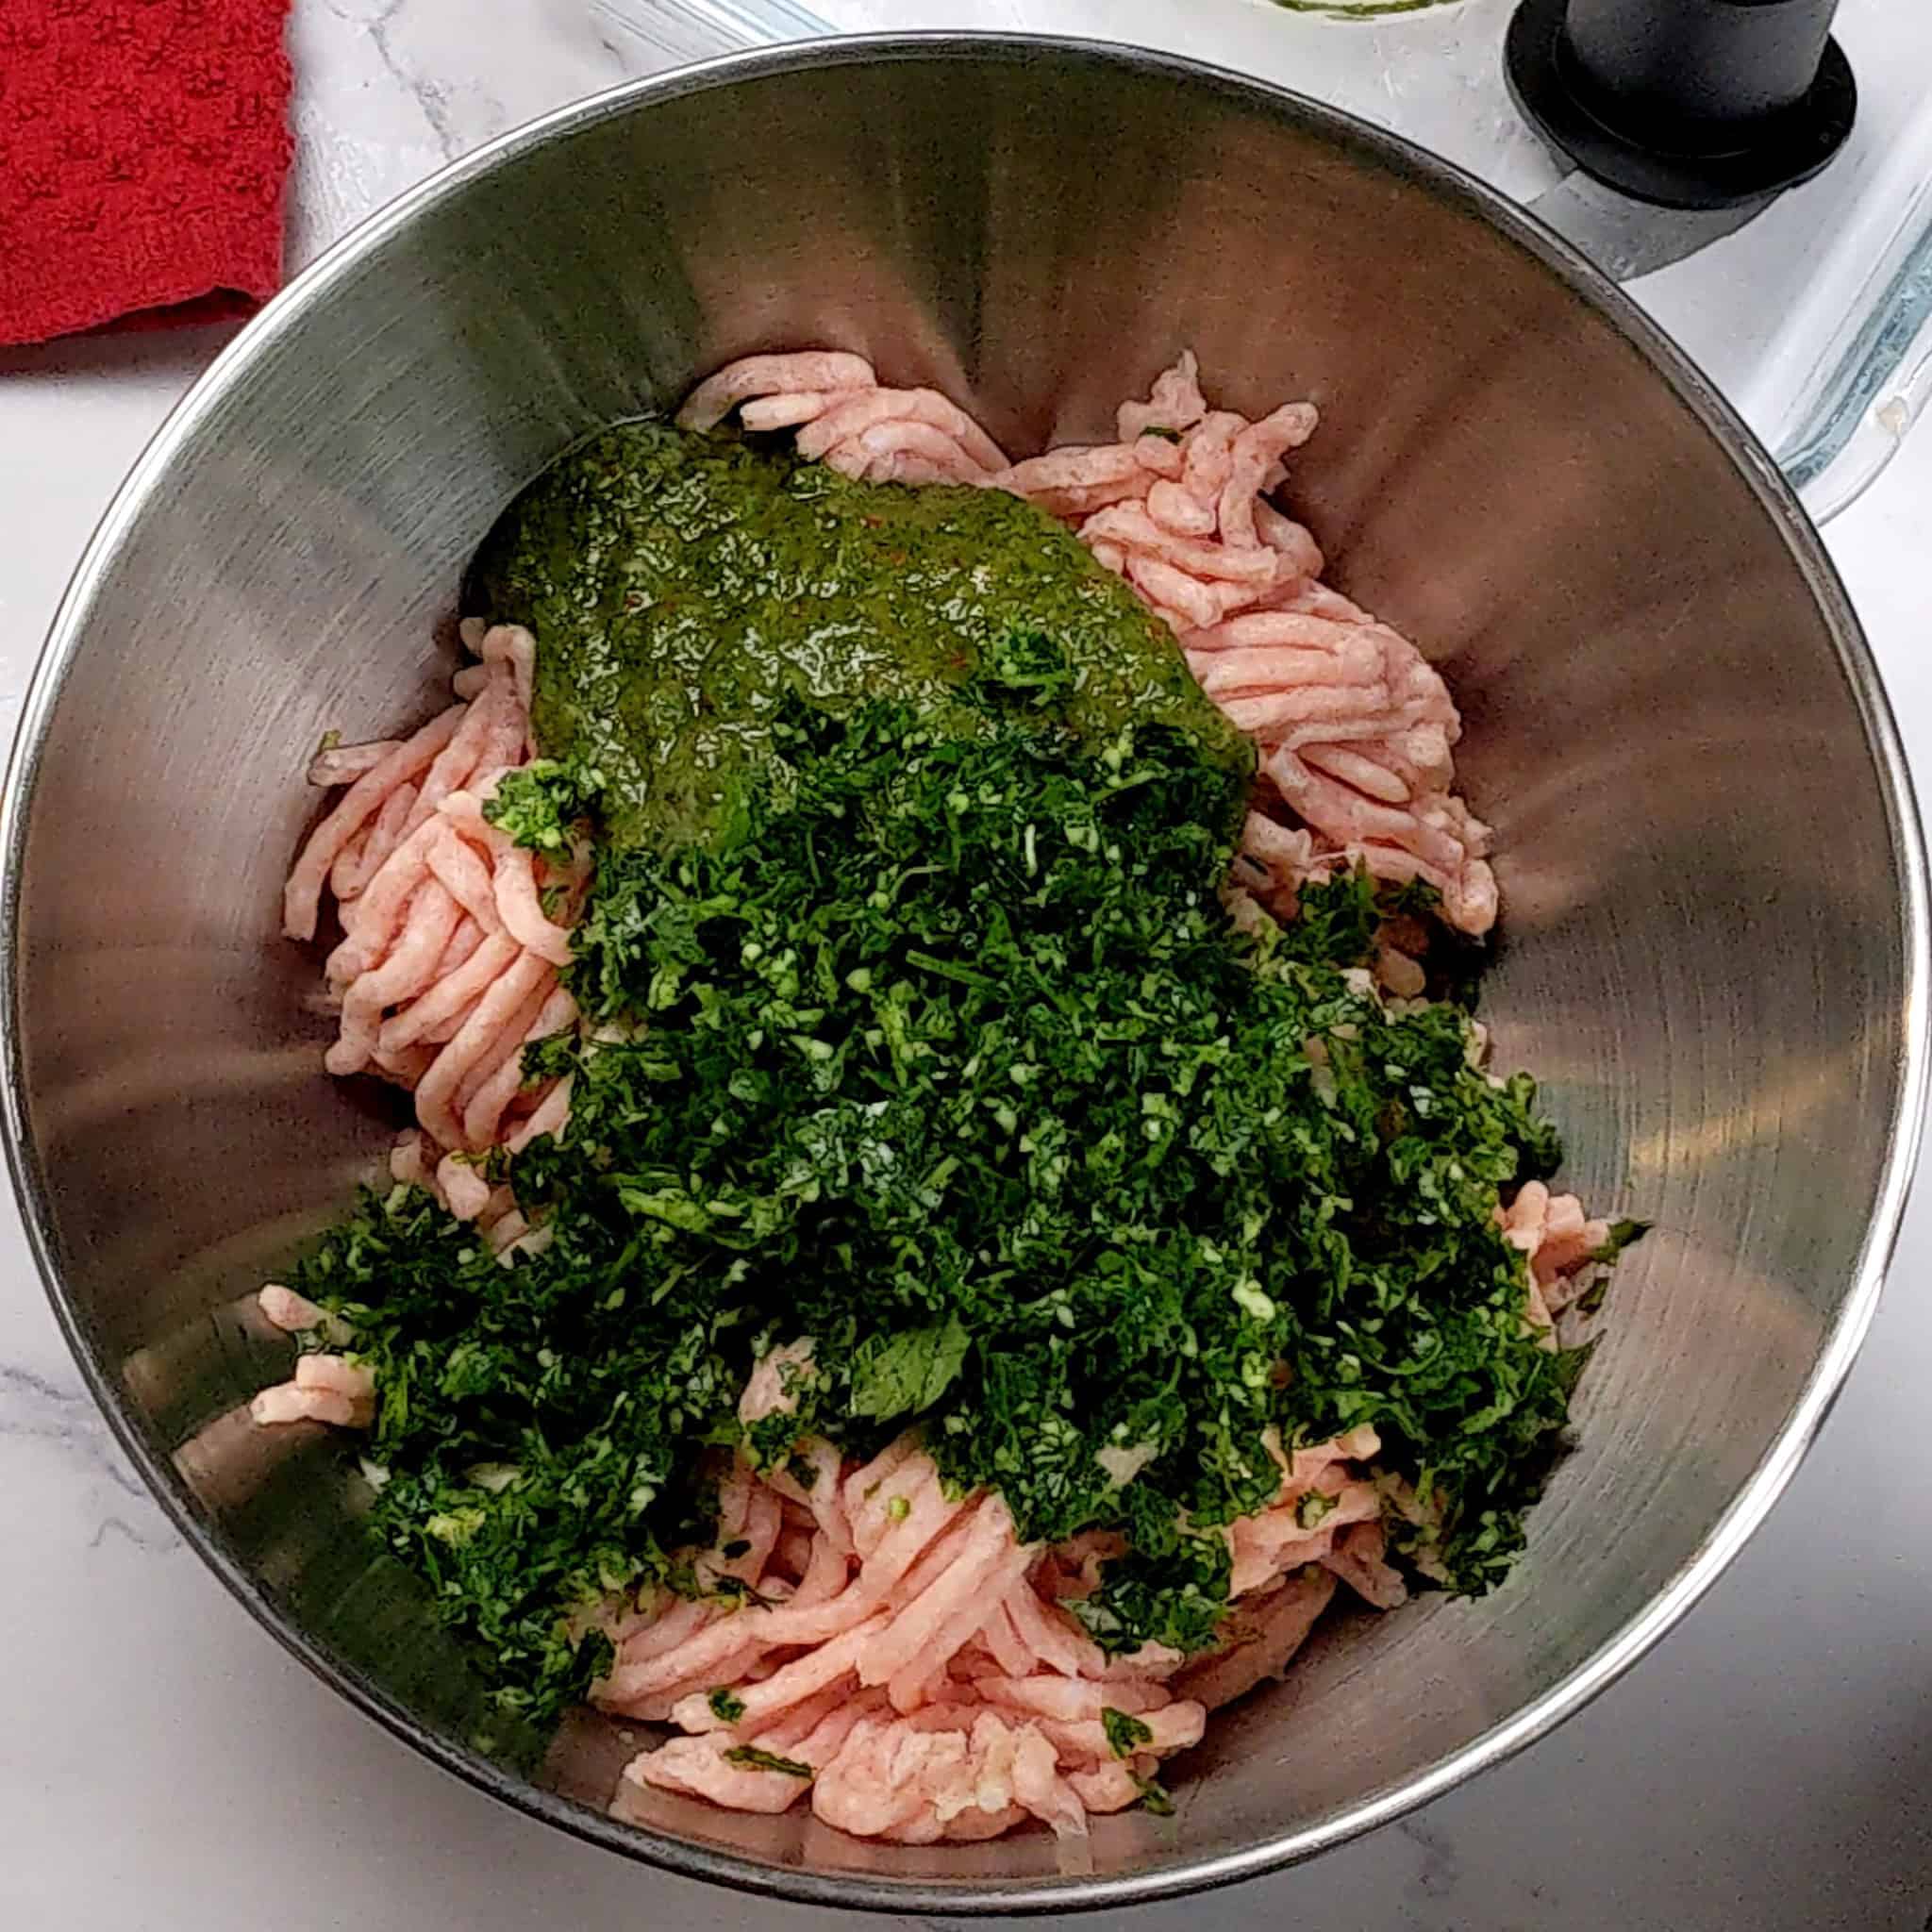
[1506,0,1857,210]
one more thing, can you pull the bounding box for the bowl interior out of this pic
[4,38,1921,1913]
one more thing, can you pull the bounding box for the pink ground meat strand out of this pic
[1500,1179,1615,1339]
[690,347,1496,936]
[257,357,1617,1845]
[282,622,580,1193]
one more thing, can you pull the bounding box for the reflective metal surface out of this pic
[1,34,1924,1917]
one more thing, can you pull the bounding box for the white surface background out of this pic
[3,4,1931,1927]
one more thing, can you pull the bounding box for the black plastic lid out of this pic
[1506,0,1857,211]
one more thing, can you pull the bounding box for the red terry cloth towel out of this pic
[0,0,296,348]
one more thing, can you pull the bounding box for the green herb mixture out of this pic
[289,426,1611,1726]
[468,421,1249,850]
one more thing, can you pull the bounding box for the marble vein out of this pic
[1,1358,170,1521]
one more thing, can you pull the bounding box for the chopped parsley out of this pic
[724,1745,815,1778]
[286,641,1620,1726]
[485,758,602,854]
[1131,1772,1176,1816]
[1102,1707,1155,1758]
[1296,1491,1339,1530]
[847,1317,972,1424]
[1590,1218,1652,1266]
[707,1687,747,1724]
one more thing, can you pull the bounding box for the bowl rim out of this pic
[2,28,1926,1917]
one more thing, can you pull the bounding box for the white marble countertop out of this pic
[4,5,1932,1928]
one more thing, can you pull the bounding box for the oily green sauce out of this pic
[469,423,1252,848]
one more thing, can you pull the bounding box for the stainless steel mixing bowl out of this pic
[2,32,1924,1917]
